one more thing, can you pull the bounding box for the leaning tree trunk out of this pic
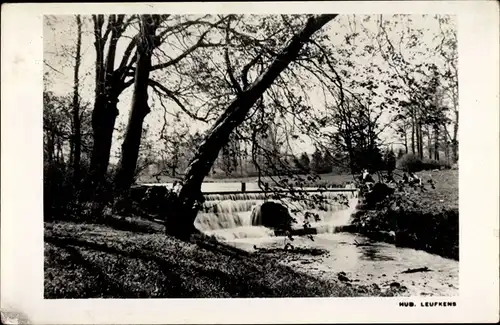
[72,15,83,184]
[114,15,159,191]
[165,14,337,240]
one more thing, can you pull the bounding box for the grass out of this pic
[388,169,458,211]
[45,219,405,298]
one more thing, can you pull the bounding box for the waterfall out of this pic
[194,190,359,241]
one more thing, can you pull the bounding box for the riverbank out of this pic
[348,170,459,260]
[44,219,405,298]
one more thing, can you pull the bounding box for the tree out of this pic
[219,141,239,176]
[89,15,226,188]
[435,15,458,162]
[310,148,324,173]
[114,15,163,191]
[89,15,138,186]
[384,148,396,173]
[114,15,230,190]
[164,14,337,240]
[296,152,310,172]
[71,15,83,184]
[322,151,334,173]
[367,14,457,163]
[397,148,405,159]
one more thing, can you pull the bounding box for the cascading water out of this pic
[200,189,458,297]
[194,190,359,241]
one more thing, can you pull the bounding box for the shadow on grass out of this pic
[45,236,203,298]
[45,230,396,298]
[99,215,163,234]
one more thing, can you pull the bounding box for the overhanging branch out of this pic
[148,79,209,122]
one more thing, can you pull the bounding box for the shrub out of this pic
[44,162,74,221]
[44,160,116,222]
[396,154,423,172]
[421,158,451,171]
[397,154,450,172]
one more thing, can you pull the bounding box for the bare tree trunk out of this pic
[89,15,131,188]
[166,14,337,240]
[417,122,424,160]
[47,132,55,163]
[427,125,432,160]
[57,137,64,164]
[72,15,83,184]
[89,15,116,186]
[434,125,440,161]
[114,15,160,191]
[403,124,408,154]
[452,110,458,162]
[411,112,416,154]
[90,96,119,184]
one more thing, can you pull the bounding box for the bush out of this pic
[397,154,450,172]
[44,162,74,221]
[44,160,116,222]
[421,158,451,171]
[396,154,423,172]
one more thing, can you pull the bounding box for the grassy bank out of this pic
[349,170,459,260]
[44,219,405,298]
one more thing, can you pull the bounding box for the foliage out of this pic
[43,159,116,222]
[397,153,450,172]
[396,153,423,172]
[295,152,311,172]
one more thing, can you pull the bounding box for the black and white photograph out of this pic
[42,10,461,298]
[1,2,499,324]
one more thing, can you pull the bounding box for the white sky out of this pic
[43,14,456,162]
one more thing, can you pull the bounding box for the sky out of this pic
[43,14,457,163]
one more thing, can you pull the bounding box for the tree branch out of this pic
[240,53,262,90]
[150,17,227,72]
[117,34,139,72]
[149,79,208,122]
[224,16,242,94]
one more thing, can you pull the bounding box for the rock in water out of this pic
[401,267,431,274]
[337,273,350,282]
[251,201,294,231]
[390,282,401,290]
